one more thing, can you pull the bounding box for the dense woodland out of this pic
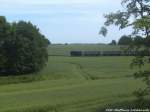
[0,16,50,75]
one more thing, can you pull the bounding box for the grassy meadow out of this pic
[48,44,122,56]
[0,44,149,112]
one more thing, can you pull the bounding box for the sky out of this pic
[0,0,132,43]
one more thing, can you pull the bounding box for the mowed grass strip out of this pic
[44,56,145,80]
[0,56,149,112]
[0,78,145,112]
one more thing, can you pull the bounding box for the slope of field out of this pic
[42,56,140,80]
[48,44,122,56]
[0,56,149,112]
[0,78,145,112]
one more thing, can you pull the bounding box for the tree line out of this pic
[109,35,148,46]
[0,16,50,75]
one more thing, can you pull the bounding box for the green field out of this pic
[48,44,122,56]
[0,45,149,112]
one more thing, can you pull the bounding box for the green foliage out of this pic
[0,17,49,75]
[99,26,107,37]
[144,36,150,47]
[100,0,150,101]
[0,16,11,72]
[133,16,150,35]
[100,0,150,36]
[134,16,150,29]
[133,36,144,47]
[118,35,133,45]
[104,11,129,29]
[109,40,117,45]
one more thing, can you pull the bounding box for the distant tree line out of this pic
[109,35,147,46]
[0,16,50,75]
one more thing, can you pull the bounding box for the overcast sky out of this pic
[0,0,132,43]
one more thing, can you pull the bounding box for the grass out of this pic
[0,78,146,112]
[48,44,122,56]
[0,44,149,112]
[0,56,149,112]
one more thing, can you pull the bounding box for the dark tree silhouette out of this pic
[118,35,133,45]
[0,16,50,75]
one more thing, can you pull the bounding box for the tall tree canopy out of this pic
[100,0,150,100]
[100,0,150,36]
[118,35,133,45]
[0,16,50,75]
[109,40,117,45]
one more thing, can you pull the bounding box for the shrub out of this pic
[0,16,50,75]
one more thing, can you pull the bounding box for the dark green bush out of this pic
[0,16,50,75]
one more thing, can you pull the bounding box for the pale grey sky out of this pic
[0,0,131,43]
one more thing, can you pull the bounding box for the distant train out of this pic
[70,51,149,56]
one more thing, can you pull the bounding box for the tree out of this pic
[0,17,50,75]
[0,16,12,74]
[109,40,117,45]
[118,35,133,45]
[133,36,144,47]
[100,0,150,101]
[99,26,107,37]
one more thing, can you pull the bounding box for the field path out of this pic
[67,62,92,80]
